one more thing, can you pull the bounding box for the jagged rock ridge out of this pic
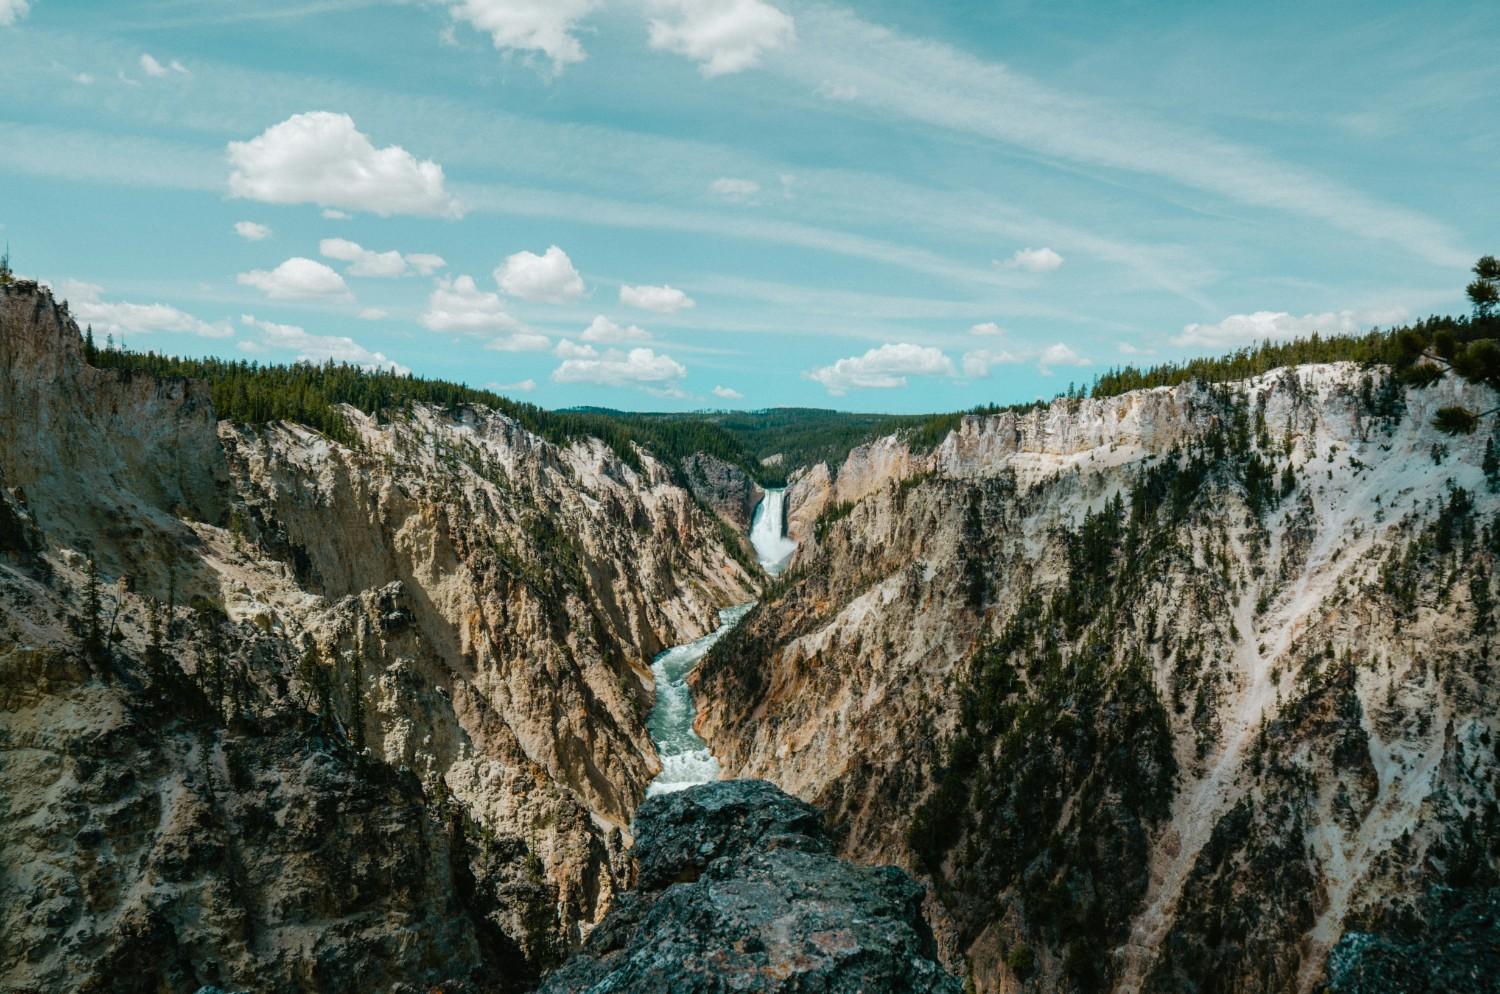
[537,780,963,994]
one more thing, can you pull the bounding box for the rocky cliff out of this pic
[537,780,962,993]
[694,365,1500,993]
[0,281,758,993]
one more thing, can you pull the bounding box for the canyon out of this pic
[2,277,1496,993]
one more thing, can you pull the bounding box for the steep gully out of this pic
[645,488,793,795]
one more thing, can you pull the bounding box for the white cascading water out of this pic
[749,488,797,576]
[644,489,797,796]
[645,603,753,796]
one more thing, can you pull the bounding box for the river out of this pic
[644,488,794,796]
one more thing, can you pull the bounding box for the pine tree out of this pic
[83,558,104,662]
[0,248,12,286]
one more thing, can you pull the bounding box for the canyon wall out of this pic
[0,281,758,993]
[695,365,1500,994]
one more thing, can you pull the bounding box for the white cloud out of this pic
[775,6,1466,268]
[998,247,1064,273]
[422,274,518,331]
[960,348,1022,378]
[619,283,695,314]
[358,307,388,320]
[581,315,650,344]
[322,208,350,220]
[710,176,760,200]
[1038,343,1090,373]
[237,257,351,300]
[492,378,537,393]
[406,253,447,276]
[228,112,462,218]
[446,0,597,72]
[234,220,272,241]
[963,341,1090,378]
[552,343,688,388]
[138,54,189,78]
[806,343,955,395]
[320,237,409,278]
[485,331,551,352]
[816,80,858,101]
[495,245,584,302]
[554,338,595,359]
[712,385,743,400]
[60,280,233,339]
[648,0,795,77]
[969,321,1006,336]
[1172,307,1407,349]
[72,72,94,85]
[0,0,30,27]
[240,314,407,374]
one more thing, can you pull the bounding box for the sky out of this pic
[0,0,1494,413]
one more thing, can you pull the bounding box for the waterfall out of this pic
[750,488,797,576]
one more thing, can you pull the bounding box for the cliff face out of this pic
[0,281,758,993]
[694,365,1500,993]
[681,451,764,534]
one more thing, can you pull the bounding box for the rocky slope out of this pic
[0,280,758,993]
[694,365,1500,993]
[537,780,962,993]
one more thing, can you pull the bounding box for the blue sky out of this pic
[0,0,1493,412]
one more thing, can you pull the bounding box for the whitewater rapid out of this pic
[644,488,796,796]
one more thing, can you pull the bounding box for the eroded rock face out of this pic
[681,452,764,534]
[538,780,963,994]
[0,281,757,992]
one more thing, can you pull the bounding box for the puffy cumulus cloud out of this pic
[59,280,232,339]
[963,342,1090,378]
[320,238,407,278]
[1173,307,1408,349]
[712,385,743,400]
[710,176,760,200]
[1039,343,1090,373]
[0,0,31,27]
[421,275,518,331]
[551,342,688,389]
[139,54,188,78]
[447,0,597,72]
[648,0,795,77]
[320,238,445,279]
[969,321,1006,336]
[406,253,447,276]
[237,257,351,300]
[322,209,351,220]
[228,112,462,218]
[240,314,407,374]
[960,348,1022,378]
[998,247,1064,273]
[581,315,650,344]
[619,283,695,314]
[806,343,955,395]
[234,220,271,241]
[358,307,388,321]
[495,245,584,303]
[485,331,551,352]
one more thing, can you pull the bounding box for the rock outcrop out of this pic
[681,451,764,533]
[0,280,759,992]
[538,780,963,994]
[696,365,1500,993]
